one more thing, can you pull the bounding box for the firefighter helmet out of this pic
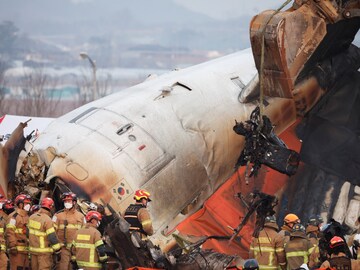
[3,200,14,213]
[134,189,152,201]
[284,213,300,224]
[292,223,305,233]
[265,215,277,223]
[14,194,32,206]
[329,236,345,249]
[243,259,259,270]
[61,192,77,202]
[41,197,54,210]
[307,215,323,226]
[85,210,102,222]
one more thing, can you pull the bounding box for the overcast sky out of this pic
[66,0,291,20]
[173,0,290,20]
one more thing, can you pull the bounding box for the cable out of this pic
[258,0,293,127]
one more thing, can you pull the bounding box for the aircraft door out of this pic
[74,108,171,173]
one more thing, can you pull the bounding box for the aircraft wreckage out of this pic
[1,0,360,269]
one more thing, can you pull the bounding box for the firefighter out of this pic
[124,189,154,239]
[28,197,61,269]
[306,215,323,267]
[280,213,300,244]
[52,192,85,270]
[320,236,360,269]
[284,223,315,270]
[71,210,108,270]
[0,195,9,270]
[6,194,32,270]
[249,215,286,270]
[306,215,322,242]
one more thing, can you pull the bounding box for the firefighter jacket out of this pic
[5,208,29,253]
[52,206,85,249]
[124,203,153,236]
[284,232,315,270]
[306,225,320,266]
[249,222,287,270]
[279,225,292,245]
[71,223,108,269]
[0,211,8,252]
[28,208,61,254]
[320,252,360,269]
[305,224,319,237]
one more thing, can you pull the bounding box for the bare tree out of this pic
[98,73,112,98]
[75,71,92,106]
[20,67,62,117]
[76,70,112,105]
[0,61,9,116]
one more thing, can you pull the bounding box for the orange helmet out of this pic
[15,194,32,206]
[134,189,151,201]
[85,210,102,222]
[41,197,54,210]
[329,236,345,249]
[284,213,300,224]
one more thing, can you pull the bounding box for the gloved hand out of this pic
[101,261,108,270]
[9,247,17,255]
[70,260,78,270]
[54,249,61,262]
[100,257,108,270]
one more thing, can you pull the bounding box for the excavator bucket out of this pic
[250,5,327,98]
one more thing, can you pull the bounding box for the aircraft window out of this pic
[231,77,245,90]
[117,123,134,135]
[66,162,88,181]
[69,107,98,123]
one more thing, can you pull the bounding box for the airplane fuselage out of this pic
[32,48,297,247]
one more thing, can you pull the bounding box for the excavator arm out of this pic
[250,0,360,103]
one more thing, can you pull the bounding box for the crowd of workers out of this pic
[2,186,360,270]
[247,213,360,270]
[0,188,153,270]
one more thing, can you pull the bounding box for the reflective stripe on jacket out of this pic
[71,224,107,269]
[285,235,314,270]
[5,209,28,253]
[0,211,8,252]
[53,207,85,248]
[124,204,146,234]
[307,232,320,266]
[124,203,154,237]
[28,208,61,254]
[250,222,286,270]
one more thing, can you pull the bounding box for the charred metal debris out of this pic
[233,106,300,178]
